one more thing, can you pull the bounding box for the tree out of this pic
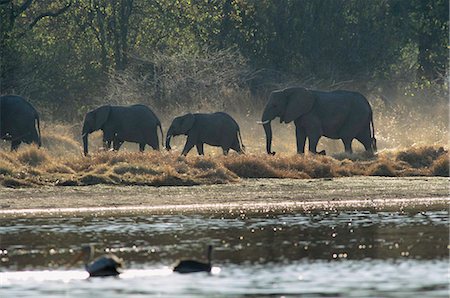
[0,0,71,92]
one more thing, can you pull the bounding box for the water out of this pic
[0,209,448,297]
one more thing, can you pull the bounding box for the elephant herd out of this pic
[0,87,376,156]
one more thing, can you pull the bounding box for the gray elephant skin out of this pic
[0,95,41,150]
[166,112,245,156]
[82,104,163,155]
[261,87,376,155]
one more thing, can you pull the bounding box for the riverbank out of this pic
[0,177,448,218]
[0,146,448,188]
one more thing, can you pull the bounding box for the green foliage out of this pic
[0,0,448,121]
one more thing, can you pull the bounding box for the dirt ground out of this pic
[0,177,448,218]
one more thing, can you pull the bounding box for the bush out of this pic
[396,146,446,168]
[366,159,396,177]
[431,154,449,177]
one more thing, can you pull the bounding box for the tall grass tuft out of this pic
[365,158,397,177]
[430,154,449,177]
[15,145,50,167]
[223,155,280,178]
[396,146,446,168]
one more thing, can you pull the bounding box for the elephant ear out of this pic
[94,105,111,130]
[180,113,195,133]
[283,87,316,123]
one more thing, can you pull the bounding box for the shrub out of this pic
[224,155,279,178]
[365,159,396,177]
[431,154,449,177]
[396,146,446,168]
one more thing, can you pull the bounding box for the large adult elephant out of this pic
[82,104,163,155]
[165,112,245,156]
[0,95,41,151]
[261,87,376,155]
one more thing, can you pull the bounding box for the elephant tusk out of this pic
[257,120,271,125]
[82,133,87,138]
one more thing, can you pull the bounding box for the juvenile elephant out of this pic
[0,95,41,151]
[261,87,376,155]
[166,112,245,156]
[82,104,163,155]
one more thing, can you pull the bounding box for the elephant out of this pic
[82,104,163,155]
[261,87,376,155]
[165,112,245,156]
[0,95,41,151]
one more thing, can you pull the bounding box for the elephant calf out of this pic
[166,112,245,156]
[0,95,41,151]
[82,104,163,155]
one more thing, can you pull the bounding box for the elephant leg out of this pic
[113,140,123,151]
[139,143,146,152]
[355,136,372,152]
[356,125,373,153]
[11,140,21,151]
[308,135,321,154]
[342,138,353,154]
[294,122,306,154]
[103,134,111,150]
[196,143,204,155]
[148,130,159,150]
[231,140,243,154]
[181,138,195,156]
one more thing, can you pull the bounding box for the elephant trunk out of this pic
[263,122,275,155]
[165,127,173,150]
[261,108,275,155]
[82,133,89,156]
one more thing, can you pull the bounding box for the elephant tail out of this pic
[35,113,42,147]
[370,111,376,152]
[237,128,245,153]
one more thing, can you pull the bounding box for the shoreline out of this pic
[0,197,448,219]
[0,177,448,218]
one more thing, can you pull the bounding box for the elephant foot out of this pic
[317,150,326,155]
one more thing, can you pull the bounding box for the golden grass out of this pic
[0,129,447,188]
[396,146,446,168]
[431,154,449,177]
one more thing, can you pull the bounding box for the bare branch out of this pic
[26,1,72,31]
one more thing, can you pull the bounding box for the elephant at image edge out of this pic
[82,104,163,155]
[261,87,376,155]
[0,95,41,151]
[165,112,245,156]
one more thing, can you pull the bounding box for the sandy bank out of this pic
[0,177,448,218]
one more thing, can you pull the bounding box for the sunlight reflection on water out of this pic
[0,209,448,297]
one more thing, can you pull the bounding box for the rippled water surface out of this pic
[0,209,448,297]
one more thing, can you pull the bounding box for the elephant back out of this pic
[129,104,161,124]
[212,112,240,129]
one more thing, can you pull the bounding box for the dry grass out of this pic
[431,154,449,177]
[0,123,447,188]
[0,144,446,188]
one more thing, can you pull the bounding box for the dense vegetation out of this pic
[1,0,448,122]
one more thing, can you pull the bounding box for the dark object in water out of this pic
[69,244,123,277]
[173,245,213,274]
